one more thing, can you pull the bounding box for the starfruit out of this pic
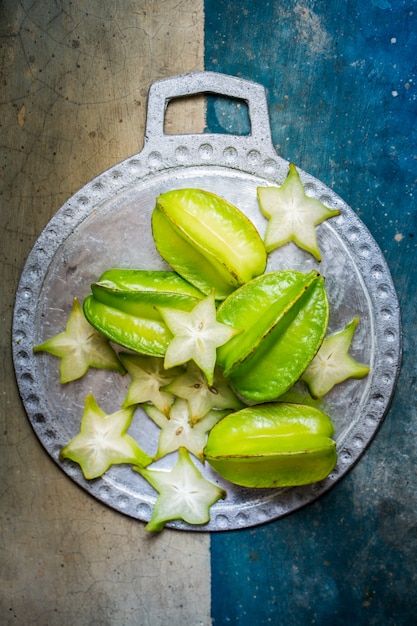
[91,269,204,317]
[60,393,152,480]
[144,398,229,462]
[119,353,182,415]
[301,316,370,398]
[216,270,329,402]
[163,362,243,424]
[158,291,240,386]
[83,269,204,357]
[257,163,340,261]
[33,297,125,383]
[152,188,267,299]
[204,402,337,488]
[136,447,226,532]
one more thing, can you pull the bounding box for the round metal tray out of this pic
[12,72,401,531]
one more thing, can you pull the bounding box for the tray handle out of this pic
[144,71,273,148]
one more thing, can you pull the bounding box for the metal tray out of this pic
[12,72,401,531]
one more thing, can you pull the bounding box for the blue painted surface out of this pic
[205,1,417,623]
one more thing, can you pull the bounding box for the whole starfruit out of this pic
[216,270,329,402]
[151,188,267,300]
[204,402,337,488]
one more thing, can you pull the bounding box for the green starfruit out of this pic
[204,402,337,488]
[152,188,267,299]
[158,291,240,386]
[119,353,182,415]
[83,295,172,356]
[144,398,229,461]
[216,270,329,402]
[163,362,243,424]
[92,269,204,317]
[83,270,204,357]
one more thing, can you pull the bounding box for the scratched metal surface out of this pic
[13,72,400,531]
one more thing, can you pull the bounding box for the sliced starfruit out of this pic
[33,297,125,383]
[83,270,204,357]
[257,163,340,261]
[136,447,226,532]
[216,270,329,402]
[163,362,243,424]
[60,394,152,480]
[158,291,240,386]
[144,398,229,461]
[152,188,267,299]
[119,353,182,415]
[301,317,370,398]
[204,402,337,488]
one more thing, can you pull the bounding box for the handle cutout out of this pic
[205,94,250,136]
[164,94,206,135]
[164,93,250,136]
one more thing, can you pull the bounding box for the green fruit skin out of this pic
[152,206,239,299]
[216,271,329,402]
[92,269,203,319]
[96,269,204,298]
[204,403,337,488]
[83,295,172,356]
[217,270,320,373]
[206,443,337,488]
[84,270,205,356]
[152,188,267,299]
[91,284,198,320]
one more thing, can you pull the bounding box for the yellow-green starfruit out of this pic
[216,270,329,402]
[83,270,204,357]
[204,402,337,488]
[136,447,226,531]
[158,291,240,386]
[152,188,267,299]
[60,394,152,479]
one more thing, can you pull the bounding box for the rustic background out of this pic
[1,2,209,624]
[2,1,416,624]
[205,2,416,624]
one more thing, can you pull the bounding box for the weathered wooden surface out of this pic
[1,2,207,624]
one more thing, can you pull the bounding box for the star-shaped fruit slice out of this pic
[135,447,226,532]
[60,394,152,479]
[33,298,125,383]
[119,353,182,415]
[144,398,228,461]
[158,292,240,386]
[257,163,340,261]
[301,317,370,398]
[163,362,243,424]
